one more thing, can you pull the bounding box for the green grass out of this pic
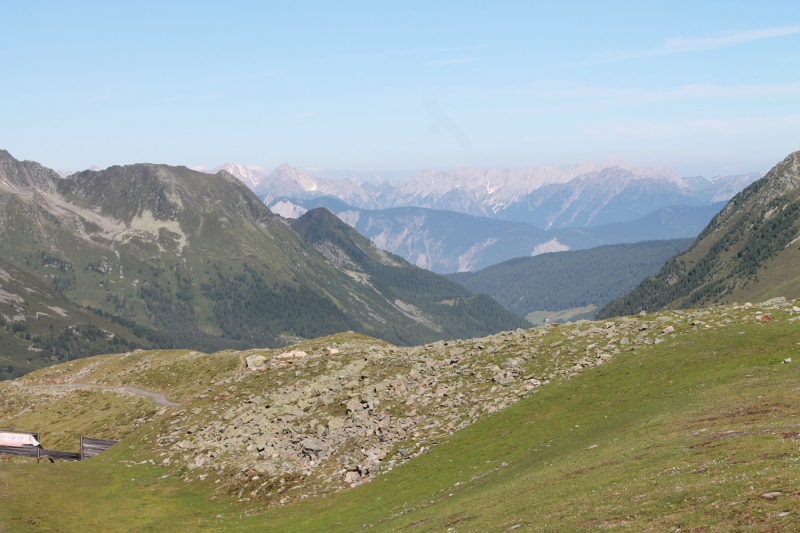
[2,316,799,531]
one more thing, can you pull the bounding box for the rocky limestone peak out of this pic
[211,163,266,189]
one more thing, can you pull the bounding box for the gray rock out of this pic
[246,355,268,370]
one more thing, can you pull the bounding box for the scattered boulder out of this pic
[662,326,675,334]
[278,350,308,359]
[326,347,340,355]
[301,438,327,458]
[493,371,515,385]
[520,379,541,391]
[328,417,345,431]
[246,354,268,370]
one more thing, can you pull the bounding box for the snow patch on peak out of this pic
[531,238,570,257]
[271,200,307,219]
[210,163,266,189]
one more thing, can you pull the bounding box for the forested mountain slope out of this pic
[598,150,800,318]
[447,239,692,321]
[0,150,523,363]
[290,208,529,342]
[0,257,153,379]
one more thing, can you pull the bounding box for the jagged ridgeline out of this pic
[0,150,526,370]
[598,150,800,317]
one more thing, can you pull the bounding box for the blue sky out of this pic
[2,1,799,178]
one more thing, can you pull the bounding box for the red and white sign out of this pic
[0,432,39,447]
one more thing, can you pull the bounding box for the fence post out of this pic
[80,436,84,462]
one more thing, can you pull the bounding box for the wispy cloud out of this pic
[588,25,800,64]
[426,58,475,66]
[583,114,800,139]
[478,81,800,117]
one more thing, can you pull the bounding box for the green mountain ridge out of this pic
[291,208,528,340]
[598,150,800,318]
[446,238,693,321]
[0,150,524,365]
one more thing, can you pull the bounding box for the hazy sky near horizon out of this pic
[2,1,799,178]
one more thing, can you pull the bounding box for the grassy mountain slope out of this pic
[1,299,799,531]
[598,150,800,318]
[0,150,522,361]
[447,238,693,322]
[290,208,529,342]
[0,257,153,379]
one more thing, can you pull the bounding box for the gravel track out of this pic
[26,384,180,406]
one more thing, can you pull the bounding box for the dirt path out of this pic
[26,384,180,406]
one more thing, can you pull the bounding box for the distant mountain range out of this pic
[266,196,725,273]
[197,163,266,189]
[599,150,800,317]
[211,159,763,229]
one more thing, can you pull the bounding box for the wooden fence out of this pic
[0,429,117,462]
[0,445,80,461]
[80,437,118,460]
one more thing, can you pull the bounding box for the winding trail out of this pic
[25,384,180,406]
